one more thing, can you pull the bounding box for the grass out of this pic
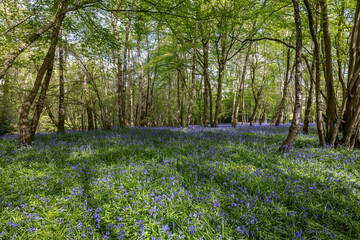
[0,124,359,239]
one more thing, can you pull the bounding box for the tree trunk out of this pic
[320,0,336,143]
[233,44,251,128]
[214,32,227,127]
[177,69,181,127]
[137,32,146,126]
[241,76,246,125]
[45,98,58,128]
[202,40,209,127]
[250,47,267,126]
[19,1,67,145]
[93,100,98,129]
[83,55,94,131]
[302,54,315,134]
[341,0,360,147]
[129,50,134,127]
[123,14,131,126]
[304,0,326,146]
[112,15,125,128]
[58,29,66,134]
[281,0,303,149]
[167,78,173,126]
[271,48,292,126]
[185,21,198,128]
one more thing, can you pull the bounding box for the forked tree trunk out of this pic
[320,0,337,143]
[341,0,360,148]
[45,98,58,129]
[250,48,267,126]
[281,0,303,150]
[19,1,67,145]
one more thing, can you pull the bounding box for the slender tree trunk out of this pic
[148,64,157,125]
[208,80,214,127]
[178,70,185,127]
[93,100,98,129]
[231,76,239,128]
[320,0,336,143]
[304,0,326,146]
[281,0,303,149]
[233,44,251,128]
[137,32,146,126]
[145,36,151,122]
[177,70,181,126]
[271,48,292,126]
[112,15,125,128]
[45,98,58,128]
[123,14,131,126]
[19,1,67,145]
[241,77,246,125]
[83,55,94,131]
[302,54,315,134]
[167,79,172,126]
[250,47,267,126]
[214,32,227,127]
[202,40,209,127]
[58,29,65,134]
[129,50,134,127]
[185,21,198,128]
[202,40,213,127]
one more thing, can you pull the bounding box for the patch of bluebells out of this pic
[0,124,359,239]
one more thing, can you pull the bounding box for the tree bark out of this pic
[45,98,58,129]
[232,44,251,128]
[123,14,131,126]
[214,32,227,127]
[185,21,198,128]
[137,32,146,126]
[19,0,67,145]
[271,48,291,126]
[83,55,94,131]
[250,47,267,126]
[341,0,360,147]
[302,53,315,134]
[202,39,209,127]
[320,0,336,143]
[281,0,303,149]
[304,0,326,146]
[58,29,66,134]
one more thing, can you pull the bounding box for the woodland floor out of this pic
[0,124,359,239]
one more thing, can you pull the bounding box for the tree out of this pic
[281,0,303,149]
